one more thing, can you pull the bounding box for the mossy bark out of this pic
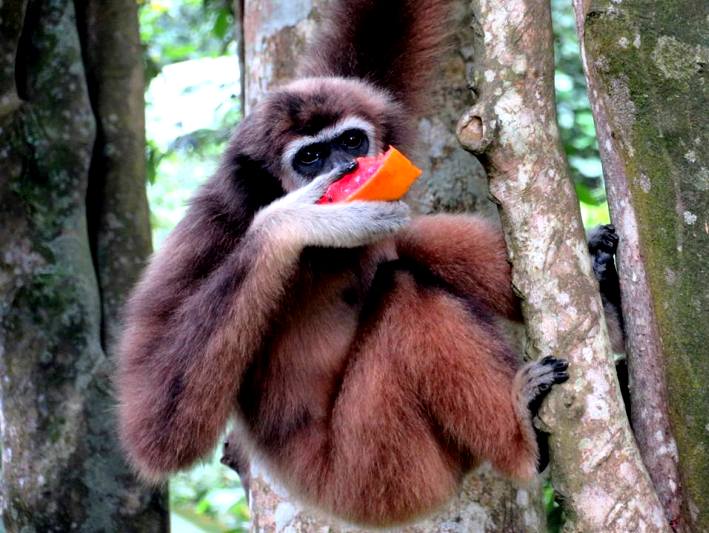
[228,1,545,531]
[458,0,668,530]
[0,0,167,530]
[573,0,708,530]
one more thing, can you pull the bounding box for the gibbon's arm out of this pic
[117,204,304,482]
[396,214,521,321]
[116,167,409,481]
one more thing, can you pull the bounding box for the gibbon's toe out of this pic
[524,357,569,414]
[589,224,619,254]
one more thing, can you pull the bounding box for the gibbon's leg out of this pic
[221,430,251,500]
[395,214,521,321]
[421,318,569,480]
[588,224,621,305]
[117,165,409,481]
[320,273,567,526]
[515,355,571,471]
[380,274,567,481]
[322,302,465,525]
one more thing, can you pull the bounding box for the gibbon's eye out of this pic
[338,129,368,154]
[295,144,328,167]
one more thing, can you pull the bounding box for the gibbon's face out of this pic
[241,77,413,193]
[284,116,375,185]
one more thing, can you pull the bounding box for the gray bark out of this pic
[228,1,545,531]
[247,464,542,533]
[0,0,167,530]
[75,0,153,348]
[457,0,668,531]
[572,0,708,529]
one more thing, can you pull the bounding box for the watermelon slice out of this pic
[317,147,421,204]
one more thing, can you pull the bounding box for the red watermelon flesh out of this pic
[316,147,421,204]
[317,154,384,204]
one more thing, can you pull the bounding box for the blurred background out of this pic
[140,0,607,530]
[141,4,249,530]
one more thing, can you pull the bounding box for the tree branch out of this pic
[457,0,669,530]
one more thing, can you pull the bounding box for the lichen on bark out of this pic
[574,0,708,529]
[1,0,167,530]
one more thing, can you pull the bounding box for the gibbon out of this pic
[112,0,622,526]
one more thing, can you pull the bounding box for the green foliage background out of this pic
[552,0,610,227]
[140,5,248,531]
[139,0,607,530]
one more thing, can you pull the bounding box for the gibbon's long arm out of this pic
[396,214,522,321]
[117,206,304,481]
[587,224,625,352]
[300,0,453,119]
[117,167,409,481]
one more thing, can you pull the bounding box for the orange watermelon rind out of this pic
[344,147,421,202]
[318,147,422,204]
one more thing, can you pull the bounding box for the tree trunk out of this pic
[75,0,153,349]
[229,1,545,531]
[573,0,708,530]
[0,0,167,530]
[457,0,668,531]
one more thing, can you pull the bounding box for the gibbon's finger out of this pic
[253,161,358,226]
[320,200,411,230]
[333,200,411,241]
[295,200,410,248]
[343,200,411,225]
[260,162,357,215]
[299,161,359,204]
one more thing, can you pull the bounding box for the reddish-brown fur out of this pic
[116,0,552,526]
[117,207,539,525]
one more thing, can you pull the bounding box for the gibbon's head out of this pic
[230,77,412,192]
[213,0,452,214]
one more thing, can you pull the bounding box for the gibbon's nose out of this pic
[341,159,358,174]
[328,159,358,179]
[330,151,358,173]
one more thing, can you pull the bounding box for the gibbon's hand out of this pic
[254,162,411,249]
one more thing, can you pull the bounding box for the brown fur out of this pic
[300,0,455,116]
[117,202,539,525]
[116,0,554,526]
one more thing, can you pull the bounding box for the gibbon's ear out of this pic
[224,151,284,212]
[299,0,454,116]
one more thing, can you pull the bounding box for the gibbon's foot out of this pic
[524,356,569,415]
[588,224,619,255]
[588,224,619,285]
[221,434,251,500]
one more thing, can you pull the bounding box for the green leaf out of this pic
[145,140,165,185]
[213,10,230,40]
[569,156,603,178]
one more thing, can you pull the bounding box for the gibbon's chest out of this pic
[242,243,397,426]
[283,241,397,360]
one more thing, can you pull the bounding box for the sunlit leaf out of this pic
[569,156,603,178]
[213,10,231,40]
